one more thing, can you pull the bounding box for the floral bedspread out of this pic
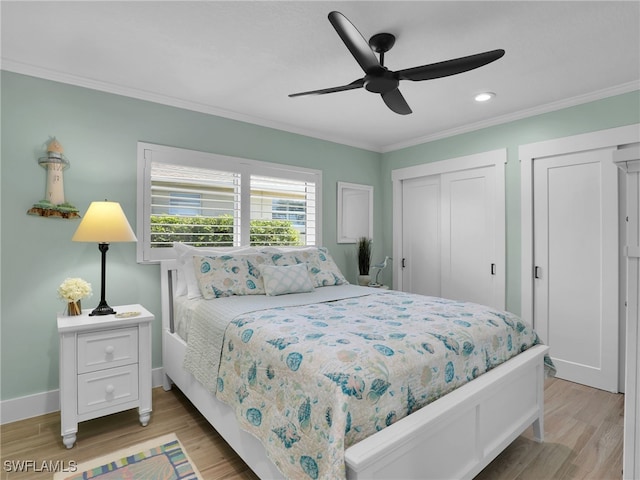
[215,290,551,480]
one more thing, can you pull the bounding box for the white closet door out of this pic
[401,175,440,296]
[400,165,501,309]
[533,148,618,391]
[440,166,497,307]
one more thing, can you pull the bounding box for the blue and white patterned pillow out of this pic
[173,243,258,299]
[258,263,314,296]
[192,253,271,299]
[264,247,348,287]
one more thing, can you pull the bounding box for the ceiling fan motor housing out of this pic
[364,69,399,94]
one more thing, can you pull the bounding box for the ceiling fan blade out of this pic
[381,88,412,115]
[397,49,505,81]
[328,11,381,74]
[289,78,365,97]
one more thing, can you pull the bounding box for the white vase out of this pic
[357,274,371,286]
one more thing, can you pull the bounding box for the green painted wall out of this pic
[0,71,382,401]
[1,70,638,404]
[381,90,640,315]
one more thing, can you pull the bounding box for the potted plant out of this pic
[357,236,372,286]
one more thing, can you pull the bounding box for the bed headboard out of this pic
[160,259,179,334]
[159,246,346,336]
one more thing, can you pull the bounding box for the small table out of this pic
[57,304,154,448]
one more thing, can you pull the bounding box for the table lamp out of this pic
[72,201,137,316]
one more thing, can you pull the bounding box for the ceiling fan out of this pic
[289,11,505,115]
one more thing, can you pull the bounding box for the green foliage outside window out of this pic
[150,214,302,247]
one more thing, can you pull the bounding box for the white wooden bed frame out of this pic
[160,259,549,479]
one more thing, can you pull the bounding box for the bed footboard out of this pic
[344,344,549,480]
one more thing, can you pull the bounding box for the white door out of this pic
[533,148,618,391]
[441,167,497,307]
[401,166,501,309]
[401,175,440,296]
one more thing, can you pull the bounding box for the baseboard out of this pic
[0,389,60,425]
[1,368,166,425]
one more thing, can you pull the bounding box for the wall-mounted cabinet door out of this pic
[533,148,618,392]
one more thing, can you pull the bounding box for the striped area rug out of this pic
[54,433,201,479]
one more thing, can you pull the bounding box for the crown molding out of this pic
[380,81,640,153]
[0,59,380,153]
[3,59,637,155]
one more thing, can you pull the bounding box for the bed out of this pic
[160,245,553,480]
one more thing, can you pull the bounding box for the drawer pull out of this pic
[105,345,115,355]
[105,384,115,394]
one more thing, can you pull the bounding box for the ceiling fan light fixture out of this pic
[474,92,496,102]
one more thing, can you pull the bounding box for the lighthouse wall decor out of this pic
[27,138,80,219]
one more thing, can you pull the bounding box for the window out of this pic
[250,174,316,245]
[148,161,240,250]
[273,199,306,228]
[137,142,322,262]
[168,193,202,216]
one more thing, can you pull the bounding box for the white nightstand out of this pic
[57,304,154,448]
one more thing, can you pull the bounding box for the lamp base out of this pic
[89,301,116,316]
[89,242,116,316]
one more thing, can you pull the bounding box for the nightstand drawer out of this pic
[77,364,139,415]
[77,327,138,374]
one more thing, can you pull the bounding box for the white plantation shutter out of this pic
[137,143,322,262]
[150,162,241,248]
[250,174,316,246]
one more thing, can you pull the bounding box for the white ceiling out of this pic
[2,1,639,152]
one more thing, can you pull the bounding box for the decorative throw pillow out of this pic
[309,247,349,286]
[262,247,311,269]
[258,263,314,296]
[192,253,271,299]
[173,243,258,299]
[264,247,348,287]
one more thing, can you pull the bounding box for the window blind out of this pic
[150,162,240,248]
[250,174,316,246]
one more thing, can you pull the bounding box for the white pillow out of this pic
[193,253,272,299]
[173,243,258,299]
[258,263,314,296]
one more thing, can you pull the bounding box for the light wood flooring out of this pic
[1,377,623,480]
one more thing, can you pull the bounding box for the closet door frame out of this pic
[614,147,640,480]
[520,124,640,328]
[391,149,506,309]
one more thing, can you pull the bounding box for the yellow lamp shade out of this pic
[72,201,137,243]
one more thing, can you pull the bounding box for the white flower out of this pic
[57,277,92,302]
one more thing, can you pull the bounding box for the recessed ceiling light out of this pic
[474,92,496,102]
